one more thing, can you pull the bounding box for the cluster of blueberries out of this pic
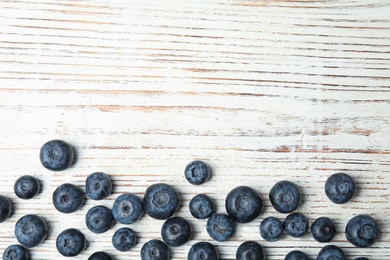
[0,139,380,260]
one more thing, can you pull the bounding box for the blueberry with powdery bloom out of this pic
[15,214,48,248]
[2,244,28,260]
[184,160,211,185]
[269,180,301,213]
[316,245,346,260]
[14,175,40,200]
[189,194,215,219]
[188,242,218,260]
[112,193,144,224]
[88,252,114,260]
[86,172,112,200]
[346,214,379,247]
[39,139,74,171]
[206,213,235,242]
[325,173,356,204]
[143,183,179,220]
[56,228,86,257]
[141,239,169,260]
[0,195,12,223]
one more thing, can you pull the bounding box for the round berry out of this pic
[2,244,28,260]
[346,214,379,247]
[206,213,235,242]
[141,239,169,260]
[285,250,309,260]
[283,213,309,238]
[39,139,74,171]
[189,194,215,219]
[14,175,40,200]
[161,217,192,247]
[259,216,283,242]
[188,242,218,260]
[316,245,346,260]
[86,172,112,200]
[269,180,301,213]
[311,217,336,243]
[112,193,144,224]
[0,195,12,223]
[88,252,114,260]
[236,241,265,260]
[112,227,137,252]
[52,183,83,214]
[86,205,115,234]
[56,228,86,257]
[143,183,179,220]
[184,160,211,185]
[325,173,356,204]
[15,215,48,248]
[225,186,263,223]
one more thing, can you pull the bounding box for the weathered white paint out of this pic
[0,0,389,259]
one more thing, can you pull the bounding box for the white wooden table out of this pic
[1,0,389,259]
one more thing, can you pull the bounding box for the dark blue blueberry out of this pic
[283,213,309,238]
[161,217,192,247]
[259,216,283,242]
[316,245,346,260]
[184,160,211,185]
[236,241,265,260]
[206,213,235,242]
[86,172,112,200]
[86,205,115,234]
[0,195,12,223]
[225,186,263,223]
[112,193,143,224]
[354,258,369,260]
[15,214,48,248]
[345,214,379,248]
[143,183,179,220]
[88,251,114,260]
[269,180,301,213]
[14,175,40,200]
[56,228,86,257]
[112,227,137,252]
[311,217,336,243]
[189,194,215,219]
[2,244,28,260]
[188,242,218,260]
[285,250,309,260]
[52,183,83,214]
[141,239,170,260]
[39,139,74,171]
[325,173,356,204]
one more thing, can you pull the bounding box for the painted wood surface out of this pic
[0,0,389,259]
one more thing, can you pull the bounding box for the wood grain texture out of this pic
[0,0,389,259]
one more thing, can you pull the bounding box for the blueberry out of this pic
[86,205,115,234]
[141,239,170,260]
[283,213,309,238]
[325,173,356,204]
[345,214,379,247]
[285,250,309,260]
[112,227,137,252]
[2,244,28,260]
[14,175,40,200]
[184,160,211,185]
[52,183,83,214]
[39,139,74,171]
[236,241,265,260]
[143,183,179,220]
[86,172,112,200]
[269,180,301,213]
[15,214,48,248]
[225,186,263,223]
[259,216,283,242]
[206,213,235,242]
[56,228,86,257]
[316,245,346,260]
[161,217,192,247]
[0,195,12,223]
[311,217,336,243]
[112,193,144,224]
[188,242,218,260]
[189,194,215,219]
[88,251,114,260]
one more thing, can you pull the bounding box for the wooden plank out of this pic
[0,0,389,259]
